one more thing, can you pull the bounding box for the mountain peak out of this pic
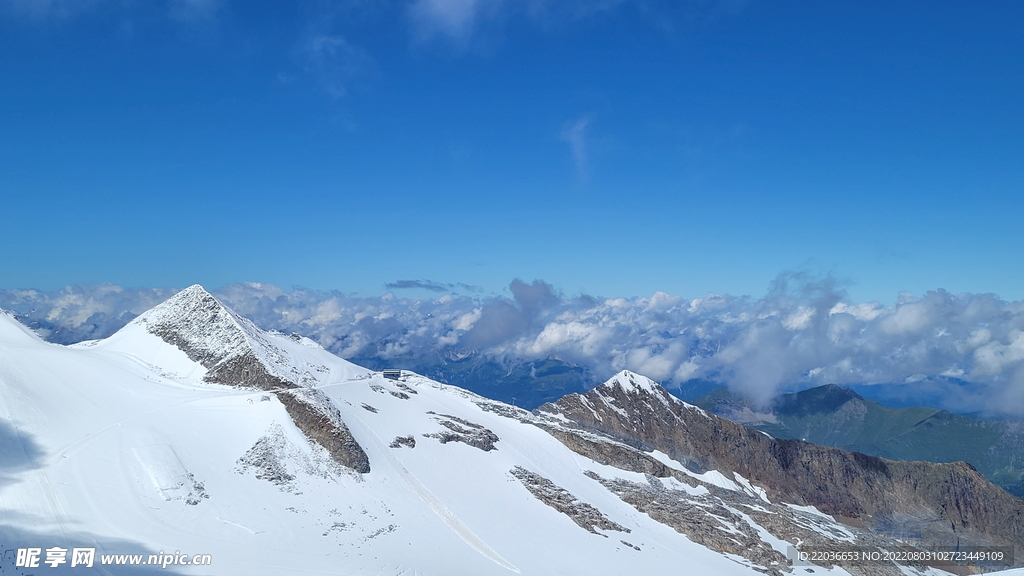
[599,370,663,395]
[180,283,212,296]
[538,369,705,436]
[127,284,296,390]
[136,284,249,350]
[818,382,863,399]
[141,284,229,325]
[775,383,864,417]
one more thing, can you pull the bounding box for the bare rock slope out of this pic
[537,370,1024,551]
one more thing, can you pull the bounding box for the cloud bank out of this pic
[6,275,1024,415]
[0,284,179,343]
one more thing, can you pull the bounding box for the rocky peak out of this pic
[593,370,703,413]
[581,366,708,422]
[536,371,711,459]
[598,370,662,395]
[130,284,294,391]
[133,286,268,363]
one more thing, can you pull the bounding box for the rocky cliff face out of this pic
[134,285,370,473]
[537,370,1024,551]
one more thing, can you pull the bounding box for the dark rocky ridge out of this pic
[139,285,370,474]
[527,417,919,574]
[276,389,370,474]
[537,370,1024,553]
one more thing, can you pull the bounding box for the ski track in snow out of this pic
[348,409,521,574]
[0,349,93,545]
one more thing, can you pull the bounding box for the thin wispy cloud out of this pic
[524,0,627,22]
[0,0,97,20]
[408,0,498,43]
[560,115,591,183]
[386,279,482,293]
[388,279,451,292]
[299,34,377,98]
[168,0,221,23]
[406,0,658,46]
[2,0,222,23]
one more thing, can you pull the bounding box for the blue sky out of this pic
[2,0,1022,303]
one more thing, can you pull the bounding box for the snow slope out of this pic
[0,291,955,575]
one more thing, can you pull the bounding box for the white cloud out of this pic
[9,275,1024,415]
[0,284,177,342]
[828,301,883,322]
[971,330,1024,377]
[782,306,814,330]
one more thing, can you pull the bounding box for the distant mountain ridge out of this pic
[349,351,590,409]
[693,384,1024,498]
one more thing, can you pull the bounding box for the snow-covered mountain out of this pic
[0,287,1019,575]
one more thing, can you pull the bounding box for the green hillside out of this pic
[692,384,1024,498]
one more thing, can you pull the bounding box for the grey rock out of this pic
[423,412,499,451]
[510,466,628,535]
[389,436,416,449]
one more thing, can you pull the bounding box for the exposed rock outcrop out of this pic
[510,466,628,535]
[424,412,499,451]
[277,389,370,474]
[389,435,416,449]
[587,472,789,575]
